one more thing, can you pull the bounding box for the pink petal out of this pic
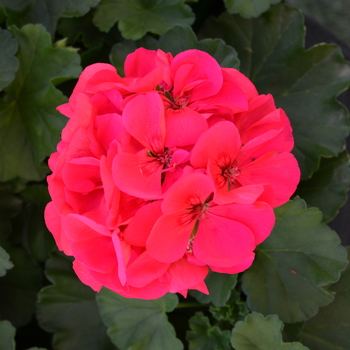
[63,215,116,273]
[191,121,241,169]
[234,94,276,135]
[192,81,248,114]
[124,48,158,77]
[210,202,275,245]
[147,214,194,263]
[95,113,123,152]
[111,232,127,286]
[161,173,214,215]
[61,93,93,142]
[69,63,119,108]
[239,152,300,207]
[65,188,103,215]
[44,202,67,253]
[127,251,170,288]
[122,92,165,153]
[222,68,258,101]
[211,253,255,274]
[208,158,265,204]
[73,260,102,292]
[62,157,101,193]
[164,108,208,148]
[124,201,163,247]
[112,153,163,199]
[171,50,223,101]
[167,256,209,293]
[193,212,255,267]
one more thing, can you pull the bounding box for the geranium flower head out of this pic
[45,47,300,299]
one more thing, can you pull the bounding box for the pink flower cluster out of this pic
[45,49,300,299]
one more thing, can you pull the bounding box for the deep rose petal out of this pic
[62,157,101,193]
[192,81,248,114]
[193,212,255,267]
[127,251,170,288]
[147,214,194,263]
[44,201,69,254]
[73,260,102,292]
[171,50,223,100]
[68,63,119,108]
[95,113,123,152]
[161,173,214,215]
[61,93,93,142]
[167,256,209,293]
[113,153,163,199]
[234,94,276,135]
[164,107,208,148]
[125,48,158,77]
[239,152,300,207]
[124,201,163,247]
[207,158,265,204]
[63,214,115,273]
[191,121,241,169]
[210,253,255,274]
[122,92,165,153]
[210,202,275,245]
[222,68,258,101]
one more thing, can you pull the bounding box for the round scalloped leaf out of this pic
[93,0,194,40]
[0,24,81,182]
[110,26,239,77]
[190,272,237,307]
[224,0,282,18]
[0,245,13,277]
[300,247,350,350]
[96,289,183,350]
[231,312,309,350]
[0,0,100,36]
[187,312,231,350]
[0,320,15,350]
[0,29,18,92]
[241,197,348,323]
[36,251,114,350]
[296,151,350,223]
[199,4,350,180]
[0,244,42,327]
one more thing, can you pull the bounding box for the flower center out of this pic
[155,85,190,110]
[222,164,241,191]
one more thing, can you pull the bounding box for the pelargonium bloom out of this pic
[44,47,300,300]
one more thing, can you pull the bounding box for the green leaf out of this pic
[0,0,100,36]
[97,289,183,350]
[93,0,194,40]
[110,26,239,77]
[0,184,22,242]
[199,4,350,180]
[300,247,350,350]
[241,197,348,323]
[19,184,54,262]
[223,0,282,18]
[0,24,81,182]
[210,289,250,325]
[231,312,309,350]
[0,245,13,277]
[0,320,15,350]
[0,244,42,327]
[297,151,350,222]
[190,272,237,307]
[187,312,231,350]
[0,29,18,92]
[158,26,240,68]
[37,251,114,350]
